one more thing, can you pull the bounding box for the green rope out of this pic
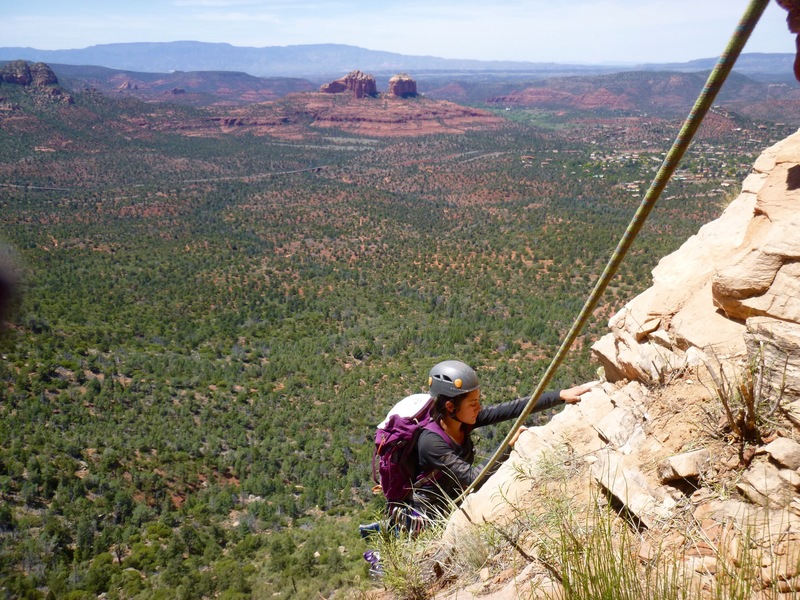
[456,0,771,505]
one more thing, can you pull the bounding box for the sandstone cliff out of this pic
[591,132,800,404]
[426,130,800,599]
[320,70,377,99]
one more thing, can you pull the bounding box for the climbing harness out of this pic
[457,0,773,504]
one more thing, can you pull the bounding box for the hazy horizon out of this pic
[4,1,794,66]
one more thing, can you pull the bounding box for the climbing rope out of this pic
[457,0,772,504]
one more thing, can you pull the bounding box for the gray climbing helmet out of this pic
[428,360,480,398]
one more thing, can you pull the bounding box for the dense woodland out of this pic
[0,81,794,598]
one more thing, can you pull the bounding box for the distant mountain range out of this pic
[0,41,796,82]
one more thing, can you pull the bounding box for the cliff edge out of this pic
[425,129,800,599]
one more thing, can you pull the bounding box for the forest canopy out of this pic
[0,83,792,598]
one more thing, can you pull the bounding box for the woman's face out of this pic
[452,389,481,424]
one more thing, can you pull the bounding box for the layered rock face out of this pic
[319,70,377,98]
[388,73,417,97]
[591,130,800,404]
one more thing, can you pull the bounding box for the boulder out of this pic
[591,449,675,529]
[594,407,644,453]
[737,461,796,507]
[763,437,800,470]
[657,449,711,482]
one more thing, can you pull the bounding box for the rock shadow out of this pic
[787,164,800,191]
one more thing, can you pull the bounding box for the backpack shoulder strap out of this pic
[422,419,458,451]
[414,419,460,489]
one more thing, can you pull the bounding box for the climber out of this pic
[410,359,591,522]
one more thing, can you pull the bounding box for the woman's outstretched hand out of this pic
[509,425,528,447]
[559,383,593,404]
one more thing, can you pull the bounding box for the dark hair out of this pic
[430,391,471,422]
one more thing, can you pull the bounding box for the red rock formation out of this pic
[0,60,73,104]
[388,73,417,98]
[30,62,58,87]
[0,60,59,87]
[1,60,34,85]
[319,70,377,99]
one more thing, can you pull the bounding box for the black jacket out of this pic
[412,391,563,517]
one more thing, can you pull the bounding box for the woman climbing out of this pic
[412,359,590,521]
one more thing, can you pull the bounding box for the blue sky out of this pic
[4,1,793,64]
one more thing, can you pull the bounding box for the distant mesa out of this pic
[388,73,417,98]
[320,70,377,98]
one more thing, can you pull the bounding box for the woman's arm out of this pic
[475,392,559,427]
[475,383,592,427]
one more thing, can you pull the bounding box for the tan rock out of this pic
[438,131,800,600]
[744,316,800,401]
[593,130,800,388]
[590,332,630,382]
[786,400,800,428]
[594,407,644,451]
[634,317,661,342]
[669,280,747,359]
[734,262,800,322]
[446,387,610,531]
[776,578,800,594]
[764,438,800,470]
[657,449,711,482]
[779,468,800,490]
[737,461,796,508]
[648,329,672,349]
[591,449,674,529]
[712,248,783,302]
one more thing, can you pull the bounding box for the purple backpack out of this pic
[373,394,454,504]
